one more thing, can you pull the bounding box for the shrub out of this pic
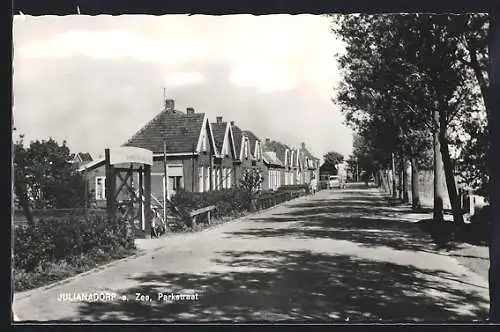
[171,185,307,226]
[277,184,310,193]
[171,188,250,222]
[14,213,135,273]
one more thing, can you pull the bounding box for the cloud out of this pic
[13,14,352,160]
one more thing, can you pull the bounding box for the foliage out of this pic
[277,184,310,193]
[14,213,135,273]
[13,135,87,210]
[331,14,489,203]
[171,188,251,220]
[239,168,264,196]
[323,151,344,167]
[14,246,135,292]
[171,185,308,225]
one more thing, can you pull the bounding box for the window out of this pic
[204,167,210,192]
[212,168,216,190]
[199,167,204,192]
[95,176,106,200]
[169,176,182,190]
[228,168,232,188]
[216,168,221,190]
[244,139,249,159]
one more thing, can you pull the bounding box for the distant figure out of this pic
[310,176,317,195]
[337,161,348,189]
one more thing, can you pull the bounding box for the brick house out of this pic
[242,129,266,190]
[299,142,321,184]
[211,116,238,190]
[78,99,218,206]
[263,139,293,187]
[230,122,253,187]
[262,138,285,191]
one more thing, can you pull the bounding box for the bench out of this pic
[188,205,216,226]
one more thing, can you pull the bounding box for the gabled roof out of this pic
[300,146,320,161]
[70,152,93,163]
[79,152,93,162]
[242,130,261,160]
[211,122,227,153]
[231,124,247,160]
[124,108,216,154]
[211,121,237,158]
[263,151,284,167]
[263,140,292,166]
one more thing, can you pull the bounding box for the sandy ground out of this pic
[13,185,489,322]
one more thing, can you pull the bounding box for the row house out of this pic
[79,99,218,205]
[78,98,321,206]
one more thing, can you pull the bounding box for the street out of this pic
[13,185,490,322]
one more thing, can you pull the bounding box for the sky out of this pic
[13,14,353,162]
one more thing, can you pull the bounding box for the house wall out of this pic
[234,157,253,188]
[213,156,236,190]
[262,165,284,191]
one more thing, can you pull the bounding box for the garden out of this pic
[13,139,310,291]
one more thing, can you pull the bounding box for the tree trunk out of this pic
[399,153,404,200]
[410,157,421,210]
[439,123,465,225]
[391,153,397,199]
[402,158,409,203]
[467,38,489,109]
[488,10,500,322]
[433,110,445,223]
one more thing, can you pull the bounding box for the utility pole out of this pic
[163,141,168,226]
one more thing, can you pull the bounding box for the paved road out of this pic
[13,185,490,322]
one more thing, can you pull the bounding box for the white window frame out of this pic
[204,166,210,192]
[95,176,106,200]
[199,166,204,192]
[216,168,221,190]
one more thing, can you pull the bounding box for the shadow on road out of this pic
[69,250,488,322]
[69,189,489,322]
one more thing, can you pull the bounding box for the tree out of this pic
[13,135,34,223]
[332,14,486,224]
[13,135,86,212]
[323,151,344,168]
[240,168,263,212]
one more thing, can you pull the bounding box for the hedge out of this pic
[14,212,135,273]
[277,184,310,193]
[171,187,308,225]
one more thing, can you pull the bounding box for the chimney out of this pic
[301,142,306,149]
[230,121,235,126]
[216,116,223,124]
[165,99,175,111]
[186,107,195,115]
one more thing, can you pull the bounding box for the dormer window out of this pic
[284,150,289,167]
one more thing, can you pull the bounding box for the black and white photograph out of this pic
[11,10,499,323]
